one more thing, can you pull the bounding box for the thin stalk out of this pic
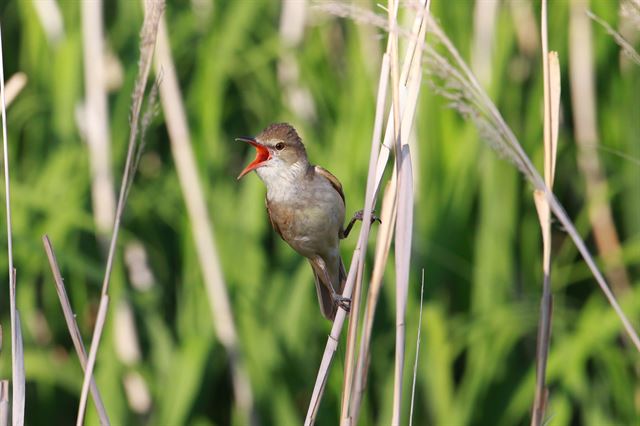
[587,10,640,65]
[82,0,116,236]
[388,0,404,421]
[309,2,430,423]
[0,381,8,426]
[339,51,390,426]
[305,249,362,426]
[153,10,257,425]
[99,0,163,299]
[531,2,557,424]
[43,236,110,425]
[409,269,425,426]
[351,170,398,423]
[427,15,640,352]
[0,23,24,426]
[351,3,430,420]
[4,73,27,108]
[76,295,109,426]
[339,260,363,426]
[574,3,631,296]
[10,270,23,426]
[78,1,165,423]
[390,1,430,424]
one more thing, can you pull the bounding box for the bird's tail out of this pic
[311,256,346,321]
[312,271,336,321]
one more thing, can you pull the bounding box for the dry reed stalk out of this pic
[97,0,163,297]
[0,380,8,426]
[305,249,362,426]
[390,1,430,423]
[423,15,640,353]
[310,2,430,423]
[77,1,165,423]
[339,263,363,426]
[531,2,560,424]
[152,10,257,426]
[43,236,110,425]
[349,1,430,418]
[76,295,109,426]
[345,55,393,424]
[31,0,64,45]
[0,23,24,426]
[571,2,640,413]
[307,26,399,425]
[10,280,24,426]
[278,0,316,122]
[351,169,398,423]
[3,74,27,108]
[622,0,640,30]
[82,0,116,237]
[408,269,425,426]
[587,10,640,65]
[388,0,405,422]
[339,51,390,426]
[572,2,631,296]
[325,0,640,375]
[471,0,499,86]
[509,0,539,57]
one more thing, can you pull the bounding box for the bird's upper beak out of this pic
[236,136,271,179]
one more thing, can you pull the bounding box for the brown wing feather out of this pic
[314,165,345,205]
[265,197,284,240]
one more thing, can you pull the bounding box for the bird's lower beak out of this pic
[236,137,270,179]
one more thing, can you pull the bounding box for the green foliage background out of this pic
[0,0,638,425]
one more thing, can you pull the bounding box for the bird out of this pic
[236,123,377,320]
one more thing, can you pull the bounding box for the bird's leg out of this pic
[313,256,351,313]
[340,209,381,239]
[333,293,351,313]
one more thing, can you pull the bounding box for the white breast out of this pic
[256,159,307,202]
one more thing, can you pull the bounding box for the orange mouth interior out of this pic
[238,141,270,179]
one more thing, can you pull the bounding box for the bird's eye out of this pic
[275,142,285,151]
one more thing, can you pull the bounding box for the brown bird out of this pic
[237,123,376,320]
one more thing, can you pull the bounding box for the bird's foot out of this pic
[333,294,351,313]
[341,210,382,239]
[352,209,382,224]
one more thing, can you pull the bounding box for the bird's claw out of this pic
[353,209,382,224]
[333,294,351,313]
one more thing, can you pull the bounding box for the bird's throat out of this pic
[258,160,309,202]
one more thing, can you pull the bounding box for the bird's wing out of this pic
[265,197,285,240]
[314,165,345,205]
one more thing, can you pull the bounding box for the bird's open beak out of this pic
[236,137,271,179]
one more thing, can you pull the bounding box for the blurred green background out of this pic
[0,0,638,425]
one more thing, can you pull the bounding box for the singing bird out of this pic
[237,123,375,320]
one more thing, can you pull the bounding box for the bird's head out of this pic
[236,123,308,180]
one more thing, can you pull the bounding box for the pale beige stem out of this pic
[570,0,631,295]
[78,1,165,423]
[0,25,24,426]
[3,74,27,108]
[43,236,110,425]
[471,0,500,87]
[154,14,257,426]
[278,0,316,121]
[82,0,116,236]
[76,295,109,426]
[0,381,8,426]
[531,2,562,424]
